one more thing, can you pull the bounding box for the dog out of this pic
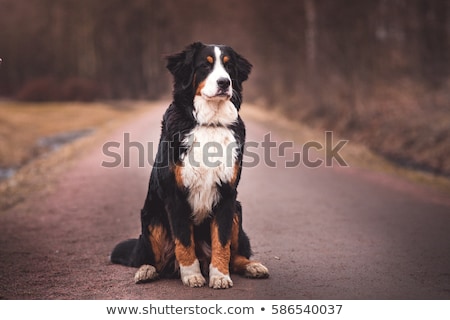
[111,42,269,289]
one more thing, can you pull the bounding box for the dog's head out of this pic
[166,42,252,107]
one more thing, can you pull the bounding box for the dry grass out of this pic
[0,101,136,168]
[242,103,450,195]
[0,101,154,210]
[262,75,450,179]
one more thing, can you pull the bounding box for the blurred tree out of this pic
[1,0,447,100]
[0,0,449,174]
[304,0,317,77]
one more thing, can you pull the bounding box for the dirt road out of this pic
[1,102,449,299]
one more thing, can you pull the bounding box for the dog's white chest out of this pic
[180,126,237,224]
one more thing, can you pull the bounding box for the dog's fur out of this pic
[111,42,269,289]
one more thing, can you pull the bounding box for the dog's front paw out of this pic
[180,260,206,287]
[209,265,233,289]
[209,274,233,289]
[134,264,159,284]
[181,274,207,287]
[245,262,269,279]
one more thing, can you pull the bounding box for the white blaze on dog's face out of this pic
[192,46,237,126]
[198,46,233,100]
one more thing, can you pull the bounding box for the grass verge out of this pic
[0,101,155,210]
[241,103,450,196]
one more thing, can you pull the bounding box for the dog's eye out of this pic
[224,62,234,72]
[199,63,212,71]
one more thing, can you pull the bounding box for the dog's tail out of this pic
[110,235,150,267]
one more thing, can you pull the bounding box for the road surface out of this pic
[0,102,449,299]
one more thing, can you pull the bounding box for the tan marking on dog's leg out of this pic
[134,265,159,284]
[174,233,197,267]
[209,220,233,289]
[232,254,269,278]
[175,229,205,287]
[148,224,167,272]
[230,214,240,251]
[231,255,251,273]
[230,213,248,274]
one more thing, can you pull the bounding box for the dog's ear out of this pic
[229,50,252,93]
[166,42,204,90]
[234,52,252,83]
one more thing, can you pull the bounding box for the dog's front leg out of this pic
[209,190,236,289]
[174,225,206,287]
[210,218,233,289]
[166,195,206,288]
[168,200,206,288]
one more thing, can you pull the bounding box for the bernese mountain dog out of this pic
[111,42,269,289]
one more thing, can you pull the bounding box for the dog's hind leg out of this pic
[133,223,171,283]
[230,204,269,279]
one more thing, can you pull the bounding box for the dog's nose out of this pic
[217,78,231,90]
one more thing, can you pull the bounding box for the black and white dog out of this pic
[111,42,269,289]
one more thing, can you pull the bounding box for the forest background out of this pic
[0,0,448,176]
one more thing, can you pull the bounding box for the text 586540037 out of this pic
[270,304,343,315]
